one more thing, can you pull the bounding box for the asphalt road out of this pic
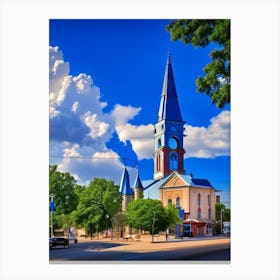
[49,237,230,262]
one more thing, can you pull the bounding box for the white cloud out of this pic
[49,46,147,183]
[82,112,110,139]
[57,145,126,184]
[184,110,230,158]
[111,104,141,125]
[115,123,154,160]
[49,46,71,117]
[71,101,79,113]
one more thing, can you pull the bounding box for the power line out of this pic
[49,155,129,161]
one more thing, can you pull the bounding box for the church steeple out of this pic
[119,167,134,212]
[133,170,144,200]
[158,53,183,122]
[153,53,185,180]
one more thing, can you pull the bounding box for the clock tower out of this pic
[154,53,185,180]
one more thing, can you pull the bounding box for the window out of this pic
[169,153,178,170]
[208,208,211,219]
[156,154,160,172]
[198,193,201,207]
[157,138,161,149]
[197,208,201,219]
[168,137,178,149]
[168,198,172,205]
[176,197,180,207]
[208,194,211,207]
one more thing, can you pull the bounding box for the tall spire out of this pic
[119,167,134,195]
[158,53,183,122]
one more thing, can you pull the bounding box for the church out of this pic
[119,53,216,237]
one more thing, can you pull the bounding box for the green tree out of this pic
[167,19,230,108]
[49,165,79,230]
[215,202,230,234]
[73,178,122,238]
[165,204,182,228]
[126,199,167,234]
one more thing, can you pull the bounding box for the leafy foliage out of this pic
[167,19,230,108]
[73,178,122,235]
[49,165,79,229]
[126,199,173,233]
[165,204,182,227]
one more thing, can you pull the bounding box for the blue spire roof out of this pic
[119,167,134,195]
[158,53,183,122]
[133,171,143,189]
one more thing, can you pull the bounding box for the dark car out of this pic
[49,237,69,249]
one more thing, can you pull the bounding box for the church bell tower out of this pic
[154,53,185,180]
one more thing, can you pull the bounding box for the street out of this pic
[49,236,230,262]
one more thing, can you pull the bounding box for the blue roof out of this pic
[133,172,143,189]
[142,174,172,200]
[191,178,213,188]
[119,168,134,195]
[142,172,215,199]
[158,53,183,122]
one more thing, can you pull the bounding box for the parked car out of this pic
[49,237,69,249]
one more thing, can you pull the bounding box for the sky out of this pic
[49,19,230,206]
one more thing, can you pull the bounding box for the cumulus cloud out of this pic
[82,112,110,139]
[111,104,141,125]
[49,46,71,117]
[184,110,230,158]
[49,46,111,147]
[49,46,151,184]
[115,123,154,160]
[57,145,126,184]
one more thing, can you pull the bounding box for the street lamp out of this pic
[49,194,55,237]
[151,211,157,243]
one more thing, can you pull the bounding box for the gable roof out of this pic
[161,172,215,190]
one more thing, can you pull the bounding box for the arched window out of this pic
[169,153,178,170]
[168,137,178,149]
[156,154,161,172]
[157,138,161,149]
[168,198,172,205]
[198,193,201,207]
[176,197,180,207]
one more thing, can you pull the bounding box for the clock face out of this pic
[168,137,178,149]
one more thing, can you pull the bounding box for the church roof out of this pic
[133,171,143,189]
[143,172,215,199]
[191,178,213,188]
[157,53,184,123]
[119,167,134,195]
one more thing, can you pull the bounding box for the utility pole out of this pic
[220,208,224,235]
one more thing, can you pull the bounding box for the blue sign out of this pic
[50,201,56,212]
[177,206,184,220]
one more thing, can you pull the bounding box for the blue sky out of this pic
[49,19,230,206]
